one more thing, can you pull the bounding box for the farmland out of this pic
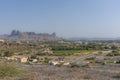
[53,50,96,55]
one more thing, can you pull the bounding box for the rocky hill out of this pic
[0,30,62,41]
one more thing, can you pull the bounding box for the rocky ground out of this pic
[20,52,120,80]
[1,51,120,80]
[21,63,120,80]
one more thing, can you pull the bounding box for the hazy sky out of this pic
[0,0,120,38]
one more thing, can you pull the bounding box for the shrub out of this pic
[105,60,114,64]
[30,55,37,59]
[3,51,14,57]
[106,52,120,56]
[56,63,63,67]
[115,60,120,64]
[0,63,26,78]
[44,57,50,63]
[70,62,80,68]
[113,72,120,79]
[85,57,96,60]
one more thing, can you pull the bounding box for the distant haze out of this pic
[0,0,120,38]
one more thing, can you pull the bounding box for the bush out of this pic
[30,55,37,59]
[3,51,14,57]
[56,63,63,67]
[0,63,26,78]
[70,62,80,68]
[105,60,114,64]
[44,57,50,63]
[85,57,96,60]
[106,52,120,56]
[115,60,120,64]
[113,72,120,79]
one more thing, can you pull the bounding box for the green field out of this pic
[53,50,96,55]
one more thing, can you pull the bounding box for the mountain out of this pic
[0,30,62,41]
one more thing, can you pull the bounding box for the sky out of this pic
[0,0,120,38]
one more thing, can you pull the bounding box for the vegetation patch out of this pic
[70,62,81,68]
[107,50,120,56]
[115,60,120,64]
[0,62,26,78]
[106,52,120,56]
[85,57,96,60]
[53,50,95,55]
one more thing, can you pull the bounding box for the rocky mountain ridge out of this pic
[0,30,62,41]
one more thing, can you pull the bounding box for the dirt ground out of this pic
[20,52,120,80]
[1,51,120,80]
[21,63,120,80]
